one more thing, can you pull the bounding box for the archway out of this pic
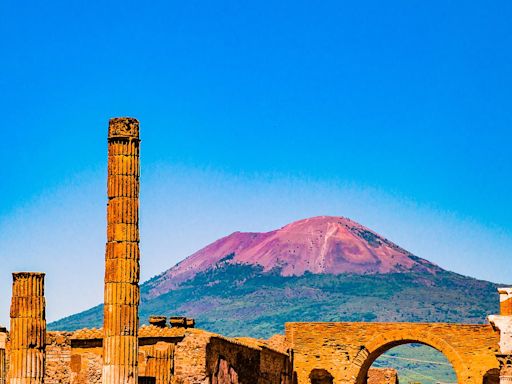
[286,322,499,384]
[369,343,456,383]
[347,330,469,384]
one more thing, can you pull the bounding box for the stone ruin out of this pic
[0,117,510,384]
[489,288,512,383]
[103,117,141,384]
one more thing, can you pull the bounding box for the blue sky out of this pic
[0,1,511,324]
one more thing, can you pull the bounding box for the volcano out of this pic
[145,216,441,297]
[50,216,498,337]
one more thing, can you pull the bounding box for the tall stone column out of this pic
[9,272,46,384]
[0,326,7,384]
[103,117,141,384]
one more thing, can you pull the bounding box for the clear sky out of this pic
[0,1,511,325]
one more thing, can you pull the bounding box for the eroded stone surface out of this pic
[489,315,512,354]
[34,327,291,384]
[103,118,141,384]
[108,118,140,139]
[9,272,46,384]
[367,368,398,384]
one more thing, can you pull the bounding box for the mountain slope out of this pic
[50,216,499,337]
[144,216,441,297]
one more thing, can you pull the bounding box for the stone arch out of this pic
[346,329,469,384]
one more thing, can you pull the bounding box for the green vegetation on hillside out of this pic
[50,262,498,338]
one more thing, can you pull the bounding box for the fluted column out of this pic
[103,117,141,384]
[0,326,7,384]
[146,343,173,384]
[9,272,46,384]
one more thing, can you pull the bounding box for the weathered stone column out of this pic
[490,287,512,383]
[103,117,141,384]
[9,272,46,384]
[0,326,7,384]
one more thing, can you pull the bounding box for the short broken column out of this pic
[0,326,7,384]
[146,343,173,384]
[9,272,46,384]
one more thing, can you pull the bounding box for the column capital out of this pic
[108,117,139,139]
[12,272,45,278]
[497,354,512,380]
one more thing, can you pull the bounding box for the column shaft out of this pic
[103,117,141,384]
[9,272,46,384]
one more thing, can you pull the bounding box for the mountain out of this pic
[145,216,441,297]
[50,216,499,338]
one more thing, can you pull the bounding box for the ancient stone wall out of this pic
[259,348,292,384]
[171,330,209,383]
[285,322,499,384]
[35,326,290,384]
[206,337,260,384]
[45,332,72,384]
[70,340,102,384]
[42,331,175,384]
[204,336,291,384]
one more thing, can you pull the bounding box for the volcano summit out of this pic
[146,216,441,297]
